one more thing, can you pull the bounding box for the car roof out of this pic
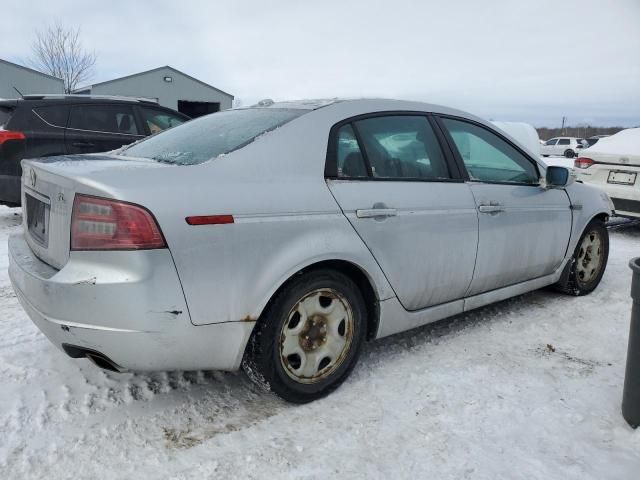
[234,98,544,164]
[239,97,478,119]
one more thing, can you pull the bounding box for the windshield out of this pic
[119,108,306,165]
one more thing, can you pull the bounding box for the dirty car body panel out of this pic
[8,99,612,372]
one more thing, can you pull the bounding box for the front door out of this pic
[438,117,572,296]
[326,114,479,311]
[542,138,557,156]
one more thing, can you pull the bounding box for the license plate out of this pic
[607,170,637,185]
[25,194,50,247]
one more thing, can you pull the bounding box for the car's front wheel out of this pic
[555,218,609,295]
[242,269,366,403]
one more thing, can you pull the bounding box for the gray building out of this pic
[74,66,233,117]
[0,59,64,99]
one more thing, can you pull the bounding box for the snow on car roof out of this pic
[245,98,343,110]
[582,128,640,156]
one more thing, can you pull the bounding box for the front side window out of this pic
[441,117,539,185]
[121,108,306,165]
[69,105,139,135]
[545,138,558,146]
[558,138,570,145]
[139,107,186,134]
[352,116,449,179]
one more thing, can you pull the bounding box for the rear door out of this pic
[326,114,479,311]
[437,116,572,295]
[28,104,69,157]
[65,104,144,154]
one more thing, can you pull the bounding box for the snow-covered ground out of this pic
[1,205,639,479]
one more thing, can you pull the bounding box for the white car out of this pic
[491,121,541,157]
[541,137,582,158]
[575,128,640,218]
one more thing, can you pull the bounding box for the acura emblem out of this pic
[29,169,36,187]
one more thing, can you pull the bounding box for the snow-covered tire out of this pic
[242,269,366,403]
[564,149,575,158]
[555,218,609,296]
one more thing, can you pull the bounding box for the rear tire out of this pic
[555,218,609,295]
[242,269,366,403]
[564,149,576,158]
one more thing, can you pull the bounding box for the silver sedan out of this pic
[9,99,613,403]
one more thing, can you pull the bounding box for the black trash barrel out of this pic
[622,257,640,428]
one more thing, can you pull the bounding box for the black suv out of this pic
[0,95,189,206]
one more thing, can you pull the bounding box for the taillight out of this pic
[71,194,166,250]
[0,130,25,144]
[574,157,595,169]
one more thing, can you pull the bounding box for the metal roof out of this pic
[0,58,65,84]
[74,65,234,98]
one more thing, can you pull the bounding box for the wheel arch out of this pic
[254,259,381,341]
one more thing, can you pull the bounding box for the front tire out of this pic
[242,269,366,403]
[555,218,609,295]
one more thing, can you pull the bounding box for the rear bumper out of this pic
[612,197,640,218]
[0,173,21,205]
[576,166,640,218]
[8,232,254,371]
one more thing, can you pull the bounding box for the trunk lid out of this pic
[580,129,640,166]
[21,153,169,269]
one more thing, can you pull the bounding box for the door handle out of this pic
[478,203,504,214]
[72,141,95,148]
[356,208,397,219]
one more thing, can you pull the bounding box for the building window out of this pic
[163,76,173,83]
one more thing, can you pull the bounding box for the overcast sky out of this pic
[3,0,639,126]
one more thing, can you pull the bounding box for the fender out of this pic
[564,181,613,255]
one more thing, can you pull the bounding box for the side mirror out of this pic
[543,165,574,188]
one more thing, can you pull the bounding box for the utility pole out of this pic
[561,116,566,135]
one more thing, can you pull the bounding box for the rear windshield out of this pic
[0,107,14,128]
[120,108,306,165]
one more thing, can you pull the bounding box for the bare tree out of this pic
[29,23,96,93]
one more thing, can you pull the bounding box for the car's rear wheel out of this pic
[564,149,575,158]
[555,218,609,295]
[242,269,366,403]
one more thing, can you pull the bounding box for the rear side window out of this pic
[353,116,450,179]
[0,107,13,127]
[33,106,69,128]
[337,124,367,177]
[69,105,139,135]
[558,138,570,145]
[121,108,306,165]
